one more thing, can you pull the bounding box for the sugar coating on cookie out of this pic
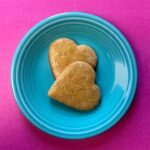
[49,38,97,79]
[48,61,100,110]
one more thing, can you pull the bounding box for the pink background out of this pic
[0,0,150,149]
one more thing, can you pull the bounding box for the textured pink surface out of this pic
[0,0,150,149]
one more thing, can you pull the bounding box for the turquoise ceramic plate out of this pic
[11,12,137,139]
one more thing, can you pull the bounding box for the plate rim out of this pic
[11,12,138,139]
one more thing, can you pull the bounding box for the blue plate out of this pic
[11,12,137,139]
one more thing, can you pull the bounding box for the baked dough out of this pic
[49,38,97,79]
[48,61,100,110]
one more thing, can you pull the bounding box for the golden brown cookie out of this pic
[49,38,97,79]
[48,61,100,110]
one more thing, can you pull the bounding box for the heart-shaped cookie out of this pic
[49,38,97,79]
[48,61,100,110]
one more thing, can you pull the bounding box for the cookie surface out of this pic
[49,38,97,79]
[48,61,100,110]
